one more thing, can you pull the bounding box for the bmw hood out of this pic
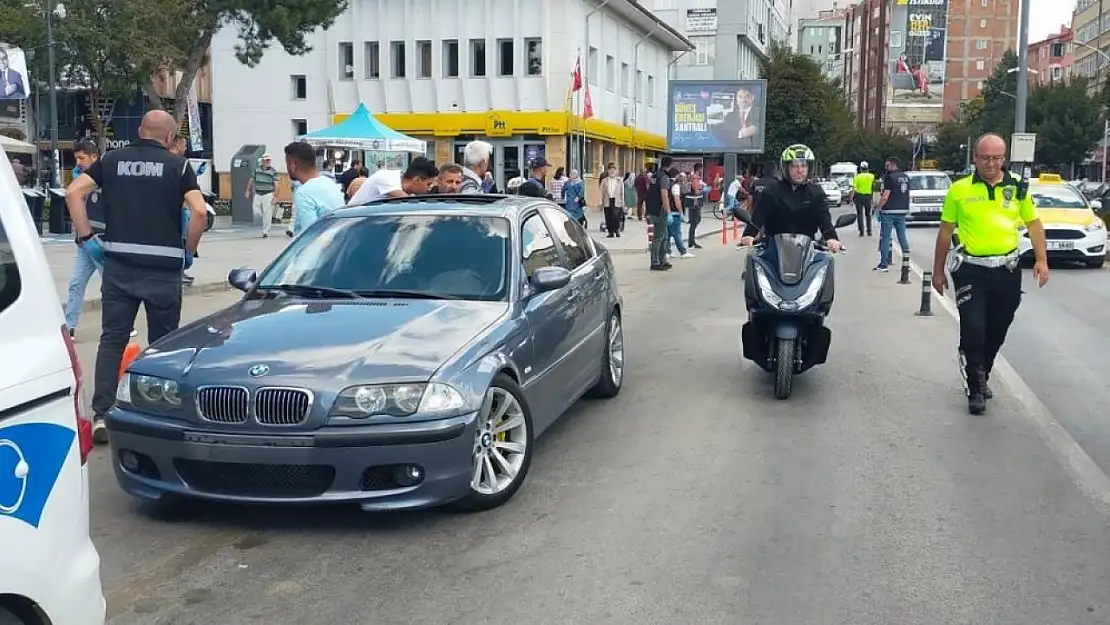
[133,297,509,386]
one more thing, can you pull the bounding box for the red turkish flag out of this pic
[571,56,583,92]
[583,86,594,119]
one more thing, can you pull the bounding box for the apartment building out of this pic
[1028,26,1073,86]
[797,10,848,82]
[1072,0,1108,89]
[210,0,690,191]
[844,0,1019,133]
[645,0,790,81]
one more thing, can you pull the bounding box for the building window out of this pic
[470,39,487,77]
[497,38,514,76]
[980,0,988,6]
[621,62,630,96]
[1051,66,1063,80]
[391,41,406,78]
[525,38,542,75]
[976,59,985,70]
[338,42,354,80]
[416,40,432,78]
[647,74,655,105]
[1051,42,1065,57]
[692,36,712,65]
[890,31,902,48]
[292,119,307,138]
[364,42,380,79]
[605,55,615,91]
[443,40,459,77]
[635,70,643,99]
[290,75,306,100]
[976,39,987,50]
[588,47,599,84]
[979,18,987,28]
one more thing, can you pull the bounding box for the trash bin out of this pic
[47,188,71,234]
[22,189,46,235]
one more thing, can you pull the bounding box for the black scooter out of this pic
[736,208,857,399]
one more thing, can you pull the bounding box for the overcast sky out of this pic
[1029,0,1075,42]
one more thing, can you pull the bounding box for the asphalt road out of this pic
[900,224,1110,476]
[74,239,1110,624]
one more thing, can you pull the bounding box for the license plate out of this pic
[1047,241,1075,251]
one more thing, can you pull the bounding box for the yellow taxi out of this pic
[1019,173,1107,268]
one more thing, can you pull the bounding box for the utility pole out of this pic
[1014,0,1031,134]
[45,0,60,187]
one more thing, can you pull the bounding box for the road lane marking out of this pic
[895,242,1110,516]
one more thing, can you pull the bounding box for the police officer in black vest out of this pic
[65,110,208,443]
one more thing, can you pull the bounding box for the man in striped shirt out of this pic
[246,154,280,237]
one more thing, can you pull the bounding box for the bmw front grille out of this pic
[196,386,250,423]
[254,388,313,425]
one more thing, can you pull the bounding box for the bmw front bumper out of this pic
[106,406,480,511]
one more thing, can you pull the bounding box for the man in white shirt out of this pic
[347,157,439,205]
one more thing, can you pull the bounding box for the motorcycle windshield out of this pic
[773,233,814,285]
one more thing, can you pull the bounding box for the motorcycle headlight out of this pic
[116,373,183,409]
[329,382,466,419]
[754,264,828,311]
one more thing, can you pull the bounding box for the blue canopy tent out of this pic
[298,103,425,153]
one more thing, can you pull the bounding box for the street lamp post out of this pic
[45,0,64,188]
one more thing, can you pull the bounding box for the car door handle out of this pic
[566,288,580,302]
[593,272,605,282]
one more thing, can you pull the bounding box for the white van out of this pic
[0,147,105,624]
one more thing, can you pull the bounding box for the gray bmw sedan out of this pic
[107,194,625,514]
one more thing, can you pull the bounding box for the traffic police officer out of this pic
[65,110,208,443]
[931,133,1049,415]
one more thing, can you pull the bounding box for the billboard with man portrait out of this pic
[667,80,768,154]
[0,45,30,100]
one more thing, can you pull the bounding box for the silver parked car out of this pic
[107,195,626,513]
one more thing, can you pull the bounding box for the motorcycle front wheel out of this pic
[773,337,795,400]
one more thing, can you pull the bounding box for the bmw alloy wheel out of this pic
[608,314,624,387]
[471,387,528,496]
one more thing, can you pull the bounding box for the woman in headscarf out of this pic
[563,169,586,227]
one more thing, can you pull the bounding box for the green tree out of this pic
[976,50,1019,136]
[932,122,973,171]
[838,128,913,168]
[760,41,855,167]
[1028,77,1102,171]
[148,0,349,124]
[0,0,190,143]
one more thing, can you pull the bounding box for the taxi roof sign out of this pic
[1035,173,1062,183]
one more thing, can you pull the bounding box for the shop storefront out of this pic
[334,110,668,194]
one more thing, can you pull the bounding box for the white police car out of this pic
[0,146,104,624]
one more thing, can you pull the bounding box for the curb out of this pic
[605,226,731,256]
[80,280,238,313]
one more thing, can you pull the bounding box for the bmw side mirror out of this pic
[227,267,257,292]
[834,213,857,229]
[529,266,572,293]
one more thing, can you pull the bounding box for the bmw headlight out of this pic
[116,373,182,409]
[754,264,828,311]
[329,383,466,419]
[1086,221,1105,232]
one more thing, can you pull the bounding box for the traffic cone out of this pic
[119,342,141,381]
[722,218,729,245]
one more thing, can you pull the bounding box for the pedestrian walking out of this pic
[851,161,876,237]
[563,170,587,227]
[874,156,911,272]
[286,141,350,236]
[518,158,554,200]
[64,110,208,443]
[62,139,104,336]
[687,162,705,249]
[246,154,279,237]
[647,158,672,271]
[623,171,637,223]
[635,165,652,220]
[600,163,624,238]
[666,167,694,259]
[551,167,567,209]
[931,133,1050,415]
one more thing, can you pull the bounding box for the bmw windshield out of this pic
[257,214,512,302]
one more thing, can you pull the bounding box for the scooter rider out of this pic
[737,144,843,253]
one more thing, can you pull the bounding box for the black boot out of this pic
[979,369,993,399]
[965,366,987,415]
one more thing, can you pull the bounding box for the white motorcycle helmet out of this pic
[860,161,869,171]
